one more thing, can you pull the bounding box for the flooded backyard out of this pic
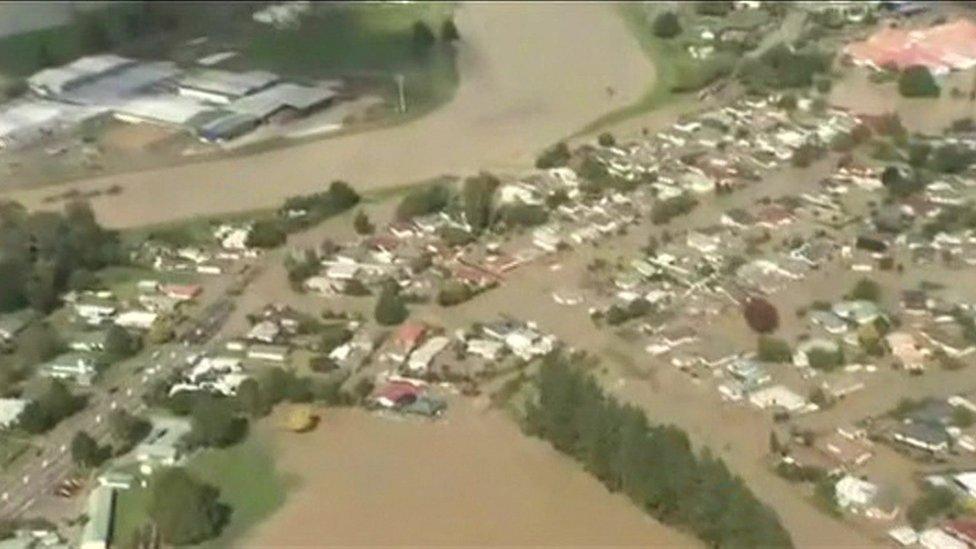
[242,399,697,547]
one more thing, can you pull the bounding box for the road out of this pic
[1,2,656,228]
[0,293,244,520]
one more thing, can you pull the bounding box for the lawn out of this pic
[111,432,292,548]
[240,3,459,115]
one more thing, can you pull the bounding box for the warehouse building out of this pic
[177,69,280,104]
[28,54,136,97]
[228,81,340,121]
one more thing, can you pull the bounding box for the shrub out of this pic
[353,210,374,235]
[743,297,779,333]
[758,336,792,363]
[246,220,287,249]
[598,132,616,147]
[395,184,451,221]
[898,65,940,98]
[653,11,682,38]
[651,193,699,225]
[437,279,474,306]
[374,281,408,326]
[848,278,881,302]
[535,142,571,169]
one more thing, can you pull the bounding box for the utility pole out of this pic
[395,74,406,113]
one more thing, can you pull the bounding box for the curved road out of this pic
[3,2,654,228]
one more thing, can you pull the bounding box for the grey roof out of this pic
[115,94,212,126]
[895,421,951,446]
[194,111,259,140]
[60,61,180,106]
[178,69,280,98]
[28,54,136,94]
[228,82,338,118]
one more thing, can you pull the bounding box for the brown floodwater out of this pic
[243,399,699,547]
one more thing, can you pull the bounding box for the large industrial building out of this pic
[1,53,341,148]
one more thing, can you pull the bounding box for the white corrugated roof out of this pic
[228,82,338,118]
[116,95,212,126]
[178,69,280,98]
[28,54,135,94]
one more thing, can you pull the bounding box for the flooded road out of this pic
[2,2,655,228]
[243,400,698,547]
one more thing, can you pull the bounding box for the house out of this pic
[247,320,281,344]
[136,416,192,466]
[388,321,428,363]
[79,486,115,549]
[952,472,976,499]
[114,310,158,331]
[465,338,505,360]
[921,324,976,358]
[892,422,951,453]
[943,520,976,547]
[160,284,202,301]
[68,331,109,353]
[0,310,34,341]
[371,380,425,409]
[919,528,968,549]
[39,353,98,386]
[247,344,289,363]
[889,527,919,547]
[727,358,771,388]
[793,338,841,368]
[835,474,878,510]
[816,431,873,469]
[0,398,28,429]
[407,336,449,373]
[810,310,848,335]
[74,298,117,324]
[749,385,812,413]
[832,300,882,325]
[887,332,928,370]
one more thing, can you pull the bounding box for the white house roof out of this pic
[116,94,212,126]
[178,69,280,98]
[29,54,135,94]
[228,82,339,118]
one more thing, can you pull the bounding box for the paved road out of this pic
[0,292,243,519]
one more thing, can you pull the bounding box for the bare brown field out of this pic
[243,401,699,547]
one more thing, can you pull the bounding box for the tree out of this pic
[184,396,247,449]
[353,210,374,235]
[898,65,941,98]
[20,379,84,434]
[881,166,923,197]
[651,193,698,225]
[246,220,287,249]
[108,409,151,451]
[395,184,451,221]
[71,431,109,468]
[743,297,779,334]
[148,468,228,545]
[696,1,734,16]
[653,11,682,38]
[849,278,881,302]
[104,325,140,360]
[437,279,473,306]
[535,142,571,169]
[234,378,267,418]
[598,132,616,147]
[15,323,62,370]
[907,486,958,530]
[412,21,436,52]
[78,13,113,53]
[374,281,408,326]
[148,321,175,345]
[441,19,460,42]
[758,336,792,363]
[461,172,499,232]
[769,431,782,454]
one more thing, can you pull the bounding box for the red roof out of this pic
[373,381,423,405]
[845,19,976,72]
[945,520,976,546]
[393,321,427,350]
[161,284,202,300]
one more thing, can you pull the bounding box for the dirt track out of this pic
[3,2,655,228]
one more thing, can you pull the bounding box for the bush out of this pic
[739,42,831,89]
[183,396,247,449]
[598,132,616,147]
[412,21,436,51]
[395,184,451,221]
[499,204,549,227]
[695,1,734,16]
[71,431,110,468]
[374,281,408,326]
[907,486,958,530]
[535,142,571,169]
[320,324,353,353]
[807,348,844,371]
[653,11,682,39]
[743,297,779,334]
[848,278,881,302]
[246,219,287,249]
[461,172,500,232]
[104,326,141,360]
[353,210,374,235]
[758,336,792,363]
[148,468,228,545]
[437,279,474,306]
[281,181,361,231]
[651,193,699,225]
[441,19,460,42]
[928,144,976,174]
[898,65,940,98]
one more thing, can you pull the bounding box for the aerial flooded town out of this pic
[2,1,976,548]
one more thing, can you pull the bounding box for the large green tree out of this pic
[148,468,228,545]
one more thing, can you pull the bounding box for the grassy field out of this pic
[0,4,143,79]
[240,3,459,115]
[573,3,742,137]
[111,432,291,548]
